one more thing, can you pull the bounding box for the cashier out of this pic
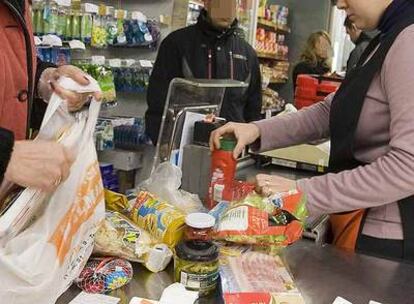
[145,0,262,145]
[211,0,414,261]
[0,0,96,193]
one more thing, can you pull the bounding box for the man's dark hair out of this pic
[344,16,353,29]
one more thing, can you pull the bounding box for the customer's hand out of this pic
[38,65,100,112]
[5,140,74,192]
[256,174,296,196]
[210,122,261,159]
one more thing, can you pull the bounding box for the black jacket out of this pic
[346,31,377,75]
[145,10,262,144]
[0,0,54,183]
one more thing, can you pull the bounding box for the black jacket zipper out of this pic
[1,0,34,139]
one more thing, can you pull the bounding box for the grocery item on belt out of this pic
[207,137,237,209]
[75,257,133,294]
[214,191,307,246]
[94,211,173,272]
[184,213,215,242]
[132,191,186,247]
[220,251,304,304]
[174,241,219,297]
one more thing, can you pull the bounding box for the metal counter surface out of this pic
[57,165,414,304]
[57,240,414,304]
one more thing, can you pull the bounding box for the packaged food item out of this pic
[51,47,71,66]
[207,136,237,209]
[33,0,44,36]
[91,7,108,48]
[184,213,215,242]
[94,211,172,273]
[75,257,133,294]
[114,10,127,45]
[128,191,186,247]
[71,12,82,40]
[214,191,307,246]
[174,241,219,296]
[105,6,117,45]
[220,251,304,304]
[81,12,93,44]
[56,4,67,39]
[43,0,59,35]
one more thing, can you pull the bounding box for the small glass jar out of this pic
[184,213,215,242]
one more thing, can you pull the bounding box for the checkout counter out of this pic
[58,78,414,304]
[57,163,414,304]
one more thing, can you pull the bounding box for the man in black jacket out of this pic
[145,0,262,144]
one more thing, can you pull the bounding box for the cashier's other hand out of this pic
[256,174,296,196]
[5,140,74,192]
[210,122,261,159]
[38,65,101,112]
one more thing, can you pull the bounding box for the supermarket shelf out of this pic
[256,51,289,61]
[269,78,288,84]
[257,18,291,34]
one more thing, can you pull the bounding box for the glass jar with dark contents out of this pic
[174,240,219,296]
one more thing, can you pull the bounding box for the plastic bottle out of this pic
[207,136,237,209]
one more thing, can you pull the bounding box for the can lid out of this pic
[185,213,216,229]
[220,137,236,151]
[175,241,219,262]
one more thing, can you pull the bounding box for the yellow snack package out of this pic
[129,191,186,248]
[104,189,130,212]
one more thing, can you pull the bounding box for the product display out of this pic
[174,241,219,296]
[75,257,133,294]
[94,211,173,272]
[215,191,307,246]
[76,62,116,103]
[220,251,304,304]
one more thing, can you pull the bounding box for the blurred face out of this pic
[346,24,362,43]
[336,0,393,30]
[315,36,332,59]
[204,0,238,29]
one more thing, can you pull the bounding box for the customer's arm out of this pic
[145,35,182,144]
[252,93,332,152]
[243,52,262,122]
[0,128,14,184]
[298,27,414,217]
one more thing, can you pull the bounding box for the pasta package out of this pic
[214,191,307,246]
[128,191,186,248]
[94,211,173,273]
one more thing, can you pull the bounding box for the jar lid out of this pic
[185,213,216,229]
[175,241,219,262]
[220,137,236,151]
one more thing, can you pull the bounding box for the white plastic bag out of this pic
[0,76,104,304]
[139,163,204,214]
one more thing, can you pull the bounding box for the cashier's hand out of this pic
[38,65,101,112]
[256,174,296,196]
[210,122,261,159]
[5,140,74,192]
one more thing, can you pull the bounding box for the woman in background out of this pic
[292,31,333,92]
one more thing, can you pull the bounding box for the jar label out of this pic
[180,270,219,290]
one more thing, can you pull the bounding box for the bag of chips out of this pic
[214,191,307,246]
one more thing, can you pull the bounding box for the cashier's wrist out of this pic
[37,67,57,102]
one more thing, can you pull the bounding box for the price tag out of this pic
[332,297,353,304]
[115,9,126,19]
[84,3,98,14]
[68,40,86,50]
[91,56,106,65]
[124,59,136,67]
[106,6,114,16]
[109,59,122,68]
[56,0,71,7]
[139,60,153,68]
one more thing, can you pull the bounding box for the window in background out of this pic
[329,7,354,73]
